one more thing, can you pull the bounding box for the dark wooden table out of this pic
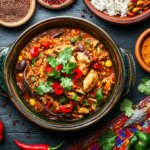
[0,1,150,149]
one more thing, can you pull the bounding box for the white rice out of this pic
[90,0,131,17]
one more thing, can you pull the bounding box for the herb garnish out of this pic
[95,89,104,101]
[47,56,58,68]
[73,94,78,101]
[60,77,73,92]
[78,35,82,41]
[31,57,37,68]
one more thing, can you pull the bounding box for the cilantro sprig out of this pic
[120,98,135,117]
[138,77,150,95]
[73,94,78,101]
[60,77,73,92]
[61,62,77,75]
[47,56,58,68]
[97,130,117,150]
[49,70,61,79]
[95,89,104,101]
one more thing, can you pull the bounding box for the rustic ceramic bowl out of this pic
[37,0,76,10]
[135,28,150,72]
[0,16,136,131]
[0,0,36,28]
[83,0,150,25]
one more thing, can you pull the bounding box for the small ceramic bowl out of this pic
[37,0,76,10]
[83,0,150,25]
[0,0,36,28]
[0,16,136,131]
[135,28,150,72]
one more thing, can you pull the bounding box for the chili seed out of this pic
[81,14,84,17]
[27,135,30,138]
[22,122,24,125]
[5,102,7,105]
[84,10,87,13]
[82,8,85,11]
[3,105,5,108]
[13,121,15,125]
[9,113,11,116]
[38,5,41,9]
[89,14,93,18]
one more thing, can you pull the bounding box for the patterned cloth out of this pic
[67,96,150,150]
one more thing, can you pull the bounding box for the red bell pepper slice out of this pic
[55,64,63,70]
[46,101,51,109]
[92,92,96,98]
[91,63,100,69]
[0,120,4,144]
[60,102,74,113]
[30,47,40,58]
[45,66,52,74]
[52,80,59,89]
[73,68,83,78]
[41,41,50,48]
[54,85,64,95]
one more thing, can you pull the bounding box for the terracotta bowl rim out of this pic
[83,0,150,25]
[0,0,36,28]
[135,28,150,73]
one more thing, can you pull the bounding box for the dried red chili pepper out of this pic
[46,101,51,109]
[41,41,50,48]
[91,63,100,69]
[14,139,64,150]
[45,66,52,74]
[54,85,64,95]
[0,120,4,144]
[30,47,40,58]
[60,102,74,113]
[73,68,83,78]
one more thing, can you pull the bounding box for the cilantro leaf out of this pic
[120,98,135,117]
[70,38,76,43]
[31,57,37,68]
[61,62,77,75]
[73,94,78,101]
[138,77,150,95]
[49,70,60,79]
[35,82,53,96]
[60,77,73,92]
[97,130,116,150]
[95,89,104,101]
[47,56,58,68]
[56,48,72,65]
[78,35,82,41]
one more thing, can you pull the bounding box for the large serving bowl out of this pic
[0,16,136,131]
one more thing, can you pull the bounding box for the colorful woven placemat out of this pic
[67,96,150,150]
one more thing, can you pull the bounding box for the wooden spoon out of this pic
[37,0,76,10]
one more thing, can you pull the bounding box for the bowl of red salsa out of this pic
[0,16,136,131]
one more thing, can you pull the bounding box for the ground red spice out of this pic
[43,0,67,5]
[0,0,30,23]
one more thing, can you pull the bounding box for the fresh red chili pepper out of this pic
[45,66,52,74]
[55,64,63,70]
[92,57,97,61]
[54,85,64,95]
[52,80,59,89]
[30,47,40,58]
[92,92,96,98]
[46,101,51,109]
[60,102,74,113]
[0,120,4,144]
[64,73,70,78]
[72,78,77,85]
[14,139,64,150]
[91,63,100,69]
[73,68,83,78]
[54,110,57,113]
[41,41,50,48]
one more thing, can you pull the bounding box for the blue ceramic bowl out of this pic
[0,16,136,131]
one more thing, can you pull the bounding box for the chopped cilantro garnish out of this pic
[35,81,53,96]
[138,77,150,95]
[97,47,101,51]
[26,44,30,47]
[85,101,89,107]
[31,76,36,83]
[85,40,91,44]
[78,35,82,41]
[56,48,72,65]
[60,77,73,92]
[47,56,58,68]
[49,70,60,79]
[31,57,37,68]
[73,94,78,101]
[70,38,76,43]
[59,96,67,104]
[61,62,77,75]
[95,89,104,101]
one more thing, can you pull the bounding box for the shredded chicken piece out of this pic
[35,101,44,112]
[78,107,90,114]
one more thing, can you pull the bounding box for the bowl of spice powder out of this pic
[0,0,36,27]
[37,0,76,10]
[135,28,150,72]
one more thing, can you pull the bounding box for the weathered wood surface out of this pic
[0,0,149,149]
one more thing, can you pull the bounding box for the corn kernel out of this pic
[30,99,36,106]
[18,56,23,61]
[46,50,53,55]
[105,60,112,67]
[37,43,41,48]
[31,40,36,43]
[96,81,101,87]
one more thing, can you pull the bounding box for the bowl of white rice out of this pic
[83,0,150,24]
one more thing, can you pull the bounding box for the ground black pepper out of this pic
[0,0,30,23]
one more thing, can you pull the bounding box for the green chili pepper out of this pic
[40,53,44,59]
[126,131,150,150]
[31,57,37,68]
[85,101,89,107]
[59,96,67,104]
[31,76,36,83]
[78,35,82,41]
[70,38,76,43]
[85,40,91,44]
[97,47,101,51]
